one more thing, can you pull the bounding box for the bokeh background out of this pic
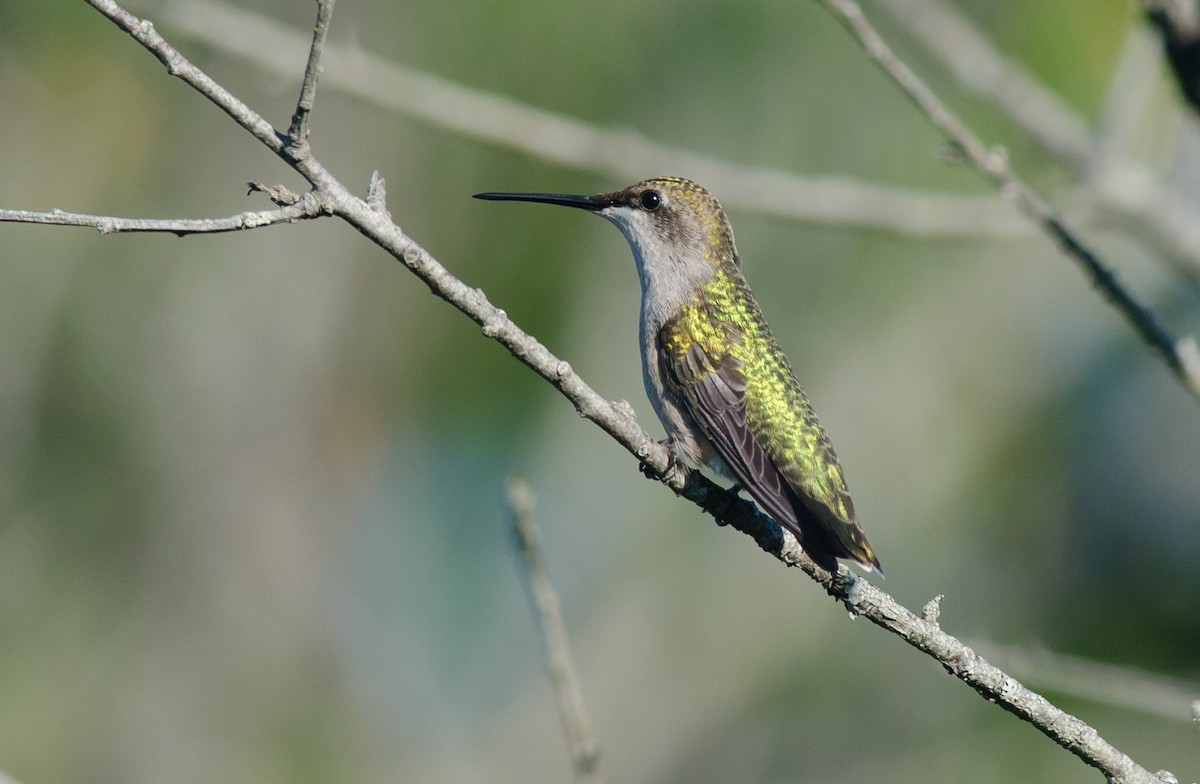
[1,1,1198,782]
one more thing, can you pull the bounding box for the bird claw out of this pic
[639,438,677,480]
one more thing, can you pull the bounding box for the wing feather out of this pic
[659,314,879,571]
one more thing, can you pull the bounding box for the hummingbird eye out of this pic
[638,190,662,212]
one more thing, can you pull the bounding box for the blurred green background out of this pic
[1,1,1198,782]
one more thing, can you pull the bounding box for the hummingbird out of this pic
[475,177,880,573]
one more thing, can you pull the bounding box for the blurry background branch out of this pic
[507,477,604,784]
[975,639,1200,725]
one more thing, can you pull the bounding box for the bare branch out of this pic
[818,0,1200,406]
[506,477,603,784]
[285,0,337,150]
[0,197,325,236]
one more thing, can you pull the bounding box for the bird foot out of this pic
[639,438,677,481]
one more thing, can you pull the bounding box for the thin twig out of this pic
[0,198,324,236]
[285,0,336,150]
[28,4,1175,783]
[506,477,603,784]
[818,0,1200,406]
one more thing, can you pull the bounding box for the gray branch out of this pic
[2,3,1173,783]
[507,477,604,784]
[0,196,325,235]
[285,0,335,150]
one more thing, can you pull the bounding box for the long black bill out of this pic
[473,191,610,211]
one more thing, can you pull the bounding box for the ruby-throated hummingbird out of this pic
[475,177,880,572]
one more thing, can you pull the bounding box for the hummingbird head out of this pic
[475,177,739,303]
